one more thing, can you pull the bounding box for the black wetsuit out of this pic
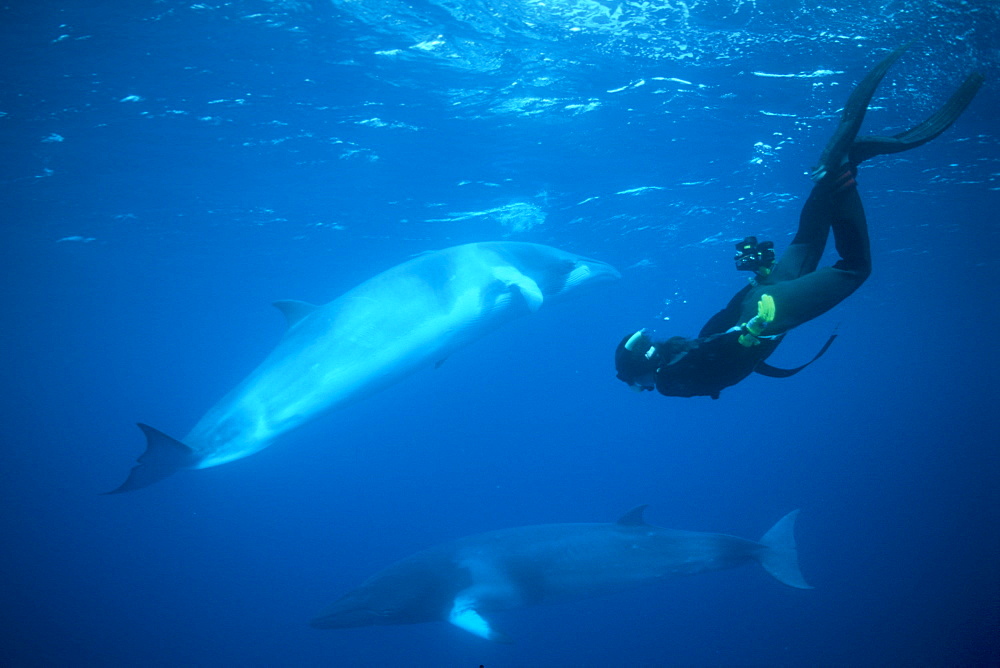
[631,47,981,399]
[651,170,866,398]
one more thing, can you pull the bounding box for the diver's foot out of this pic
[811,45,910,182]
[822,166,858,195]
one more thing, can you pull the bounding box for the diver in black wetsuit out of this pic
[615,46,983,399]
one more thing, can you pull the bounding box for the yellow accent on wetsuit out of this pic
[739,294,775,347]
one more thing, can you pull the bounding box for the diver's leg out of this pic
[766,46,909,283]
[766,168,858,284]
[759,50,982,333]
[754,171,870,333]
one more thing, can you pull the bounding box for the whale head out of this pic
[311,556,452,629]
[480,241,620,305]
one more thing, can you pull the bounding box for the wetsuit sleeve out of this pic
[699,283,753,337]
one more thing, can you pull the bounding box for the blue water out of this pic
[3,1,999,666]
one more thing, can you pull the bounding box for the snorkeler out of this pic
[615,46,983,399]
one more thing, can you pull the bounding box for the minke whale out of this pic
[311,507,812,641]
[109,242,619,493]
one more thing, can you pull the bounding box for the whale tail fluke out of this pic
[104,423,196,494]
[757,510,812,589]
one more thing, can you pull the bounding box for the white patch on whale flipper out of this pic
[491,265,543,312]
[448,596,509,642]
[446,553,520,641]
[448,597,492,639]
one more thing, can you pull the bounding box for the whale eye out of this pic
[537,259,583,296]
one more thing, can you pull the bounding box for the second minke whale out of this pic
[312,507,811,641]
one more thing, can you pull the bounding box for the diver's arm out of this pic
[698,283,753,337]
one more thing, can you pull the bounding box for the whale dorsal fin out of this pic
[273,300,319,328]
[617,504,650,526]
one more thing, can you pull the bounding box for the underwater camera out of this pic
[734,236,775,273]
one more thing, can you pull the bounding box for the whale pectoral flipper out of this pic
[491,266,544,312]
[757,510,812,589]
[104,424,196,494]
[448,596,511,643]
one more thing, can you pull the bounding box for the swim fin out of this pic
[849,71,985,164]
[811,45,984,181]
[811,44,909,182]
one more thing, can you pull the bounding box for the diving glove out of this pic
[739,294,775,347]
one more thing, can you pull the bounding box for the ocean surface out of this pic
[3,1,998,666]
